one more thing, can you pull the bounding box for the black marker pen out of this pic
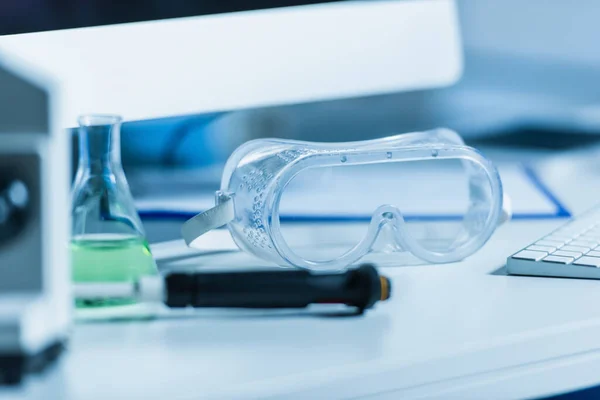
[74,264,391,312]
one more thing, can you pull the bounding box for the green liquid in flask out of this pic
[71,234,157,308]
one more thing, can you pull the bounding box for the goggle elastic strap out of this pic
[182,195,235,246]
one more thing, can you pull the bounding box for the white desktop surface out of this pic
[5,148,600,400]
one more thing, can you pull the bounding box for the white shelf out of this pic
[0,0,461,128]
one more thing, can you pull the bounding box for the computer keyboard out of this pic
[507,207,600,279]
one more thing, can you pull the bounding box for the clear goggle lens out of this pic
[275,157,494,265]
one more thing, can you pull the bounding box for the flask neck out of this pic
[77,116,123,175]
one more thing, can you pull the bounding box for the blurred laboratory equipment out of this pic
[0,52,70,385]
[71,115,157,308]
[0,180,29,243]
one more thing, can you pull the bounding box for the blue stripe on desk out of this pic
[139,165,572,221]
[139,210,571,222]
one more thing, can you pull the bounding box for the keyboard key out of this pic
[582,229,600,235]
[573,257,600,268]
[560,245,591,253]
[556,227,579,235]
[570,240,598,248]
[546,234,572,242]
[580,235,600,242]
[586,251,600,258]
[527,245,556,253]
[512,250,547,261]
[543,255,574,264]
[535,240,563,248]
[553,250,584,258]
[542,232,572,242]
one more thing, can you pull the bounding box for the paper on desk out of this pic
[136,164,564,219]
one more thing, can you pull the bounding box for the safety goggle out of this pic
[182,129,510,270]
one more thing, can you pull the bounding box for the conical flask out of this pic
[71,115,156,307]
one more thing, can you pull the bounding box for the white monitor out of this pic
[0,0,462,129]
